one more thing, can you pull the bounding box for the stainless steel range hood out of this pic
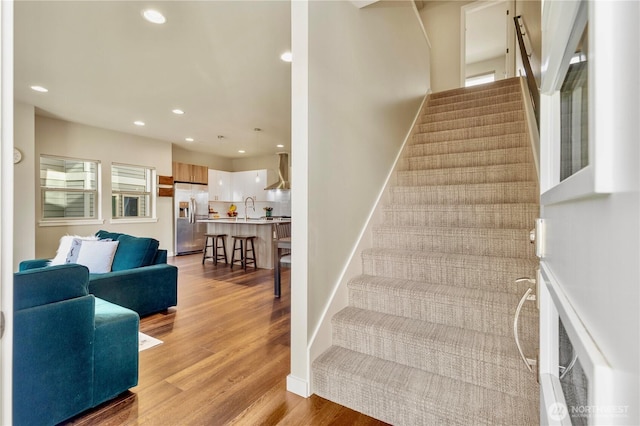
[265,152,290,190]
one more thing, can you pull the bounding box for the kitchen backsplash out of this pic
[208,200,291,218]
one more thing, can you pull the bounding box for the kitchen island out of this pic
[197,218,290,269]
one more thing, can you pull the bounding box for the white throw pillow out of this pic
[49,235,98,266]
[73,239,120,274]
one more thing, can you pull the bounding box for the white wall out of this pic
[13,102,35,270]
[31,116,174,260]
[288,0,430,395]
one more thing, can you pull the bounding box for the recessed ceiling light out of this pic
[30,85,48,93]
[238,150,246,154]
[217,135,225,140]
[185,137,194,142]
[172,109,185,115]
[280,51,292,63]
[143,9,166,24]
[277,144,284,148]
[134,121,145,126]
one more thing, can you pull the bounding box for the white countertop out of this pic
[198,218,291,225]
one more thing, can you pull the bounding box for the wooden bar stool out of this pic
[202,233,228,265]
[230,235,257,271]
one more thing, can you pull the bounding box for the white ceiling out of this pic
[14,1,292,159]
[465,1,507,65]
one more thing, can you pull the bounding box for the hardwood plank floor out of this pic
[64,254,388,426]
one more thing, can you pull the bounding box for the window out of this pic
[111,163,155,219]
[560,24,589,181]
[40,155,99,221]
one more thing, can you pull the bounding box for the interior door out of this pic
[537,1,639,425]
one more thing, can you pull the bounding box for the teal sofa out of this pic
[19,231,178,317]
[14,264,139,426]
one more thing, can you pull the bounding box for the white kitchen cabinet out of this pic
[208,169,231,201]
[210,169,268,202]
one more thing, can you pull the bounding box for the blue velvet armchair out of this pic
[13,264,139,426]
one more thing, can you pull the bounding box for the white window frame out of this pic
[39,154,103,226]
[110,162,157,224]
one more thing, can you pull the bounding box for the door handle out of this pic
[514,277,537,373]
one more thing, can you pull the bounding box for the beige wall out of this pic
[172,145,232,171]
[32,116,174,260]
[420,0,472,92]
[421,0,541,92]
[14,103,36,270]
[288,0,430,392]
[515,0,541,85]
[466,55,507,80]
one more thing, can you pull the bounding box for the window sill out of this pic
[39,219,105,227]
[109,218,158,224]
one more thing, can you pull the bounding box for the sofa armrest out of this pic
[88,264,178,317]
[19,258,51,271]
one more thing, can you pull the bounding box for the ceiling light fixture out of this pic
[255,172,260,183]
[172,109,185,115]
[238,150,245,154]
[30,85,48,93]
[134,121,145,126]
[185,137,194,142]
[277,144,284,148]
[280,51,292,63]
[143,9,166,24]
[217,135,225,140]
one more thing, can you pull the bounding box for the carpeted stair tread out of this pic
[412,121,526,144]
[372,225,535,258]
[331,307,538,396]
[312,78,539,425]
[398,146,532,171]
[424,92,522,115]
[362,248,538,294]
[312,346,539,426]
[347,274,537,340]
[388,181,538,205]
[420,100,524,124]
[396,163,537,186]
[416,110,524,133]
[405,134,530,158]
[382,203,539,228]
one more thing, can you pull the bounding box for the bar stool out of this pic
[202,233,228,265]
[230,235,257,271]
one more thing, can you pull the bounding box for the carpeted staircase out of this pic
[312,78,540,425]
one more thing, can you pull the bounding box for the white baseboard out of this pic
[286,374,310,397]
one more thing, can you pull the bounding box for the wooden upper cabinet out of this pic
[191,165,208,185]
[173,162,209,185]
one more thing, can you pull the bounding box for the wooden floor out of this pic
[65,254,388,426]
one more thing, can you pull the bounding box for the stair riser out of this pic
[396,165,536,186]
[382,206,539,228]
[372,231,535,258]
[332,321,538,397]
[412,122,526,144]
[419,101,524,125]
[404,134,529,158]
[313,346,539,426]
[362,255,537,294]
[398,147,532,171]
[388,183,538,205]
[417,111,525,133]
[347,287,538,342]
[424,92,522,115]
[428,85,521,107]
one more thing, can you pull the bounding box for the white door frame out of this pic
[0,0,14,424]
[460,0,515,87]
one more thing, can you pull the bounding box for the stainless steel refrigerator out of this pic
[174,182,208,255]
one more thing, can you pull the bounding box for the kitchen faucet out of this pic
[244,196,255,221]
